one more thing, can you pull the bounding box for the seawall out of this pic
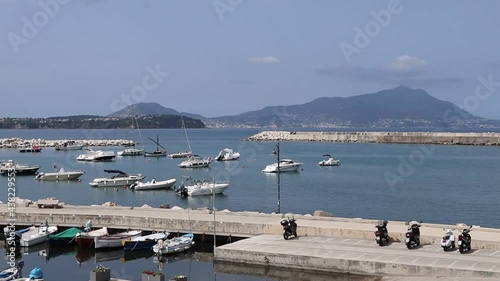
[245,131,500,145]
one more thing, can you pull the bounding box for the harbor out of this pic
[1,203,500,278]
[246,131,500,145]
[0,138,134,149]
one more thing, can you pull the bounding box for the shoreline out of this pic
[0,137,134,148]
[245,131,500,145]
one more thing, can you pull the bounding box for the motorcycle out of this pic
[280,217,298,240]
[374,220,389,246]
[405,221,421,249]
[440,228,456,251]
[458,226,472,254]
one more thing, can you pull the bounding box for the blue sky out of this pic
[1,0,500,118]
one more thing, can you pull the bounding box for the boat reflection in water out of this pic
[40,246,77,262]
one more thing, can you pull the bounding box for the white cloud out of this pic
[248,56,279,64]
[386,55,427,71]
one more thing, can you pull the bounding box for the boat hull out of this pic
[262,164,301,173]
[152,233,194,256]
[131,179,176,190]
[90,177,144,188]
[94,230,142,249]
[0,167,39,176]
[123,240,157,251]
[35,171,84,181]
[48,237,76,247]
[144,151,167,157]
[187,183,229,196]
[55,145,84,151]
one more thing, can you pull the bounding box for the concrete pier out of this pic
[246,131,500,145]
[2,203,500,278]
[215,235,500,278]
[0,138,134,148]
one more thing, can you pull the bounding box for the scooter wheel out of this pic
[406,243,411,249]
[378,240,384,247]
[294,232,298,238]
[283,233,289,240]
[459,246,464,254]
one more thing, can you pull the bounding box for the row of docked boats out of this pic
[6,221,195,257]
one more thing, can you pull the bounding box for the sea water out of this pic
[0,128,499,280]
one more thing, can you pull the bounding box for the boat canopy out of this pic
[104,169,128,176]
[49,227,82,240]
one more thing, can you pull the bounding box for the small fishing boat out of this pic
[152,233,194,256]
[94,230,142,249]
[75,227,108,248]
[47,227,82,247]
[318,154,341,166]
[130,178,176,190]
[0,261,23,281]
[19,224,58,247]
[178,155,211,168]
[177,179,229,196]
[168,149,193,158]
[144,135,167,157]
[262,159,302,173]
[123,231,169,251]
[55,141,84,151]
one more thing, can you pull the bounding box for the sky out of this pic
[1,0,500,119]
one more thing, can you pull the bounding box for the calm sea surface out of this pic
[1,128,499,280]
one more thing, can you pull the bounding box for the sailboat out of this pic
[118,114,145,156]
[168,115,193,158]
[144,135,167,157]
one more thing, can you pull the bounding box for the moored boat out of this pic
[178,155,211,168]
[55,141,84,151]
[123,231,169,251]
[318,154,341,166]
[34,168,84,181]
[89,170,145,188]
[94,230,142,249]
[262,159,302,173]
[0,261,23,281]
[19,224,58,247]
[144,135,167,157]
[130,178,176,190]
[117,148,145,156]
[48,227,82,247]
[76,149,116,162]
[215,148,240,161]
[168,150,193,158]
[152,233,194,256]
[75,227,108,248]
[19,146,42,153]
[0,160,40,176]
[177,179,229,196]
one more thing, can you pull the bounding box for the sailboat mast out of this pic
[181,115,192,152]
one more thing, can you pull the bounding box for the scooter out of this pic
[440,228,456,251]
[374,220,389,246]
[405,221,421,249]
[458,226,472,254]
[280,217,298,240]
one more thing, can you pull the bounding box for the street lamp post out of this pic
[276,142,280,214]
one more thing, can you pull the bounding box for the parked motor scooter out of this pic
[280,217,298,240]
[440,228,456,251]
[374,220,390,246]
[405,221,422,249]
[458,226,472,254]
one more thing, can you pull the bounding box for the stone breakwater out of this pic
[246,131,500,145]
[0,138,134,148]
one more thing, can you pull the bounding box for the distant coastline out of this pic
[246,131,500,146]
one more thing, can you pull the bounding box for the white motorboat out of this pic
[262,159,302,173]
[19,224,58,247]
[117,148,145,156]
[89,170,145,188]
[177,179,229,196]
[168,150,193,158]
[178,155,211,168]
[34,168,84,181]
[130,178,176,190]
[0,160,40,176]
[123,231,169,251]
[76,149,116,162]
[215,148,240,161]
[152,233,194,256]
[318,154,341,166]
[94,230,142,249]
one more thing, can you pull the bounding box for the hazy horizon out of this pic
[2,0,500,119]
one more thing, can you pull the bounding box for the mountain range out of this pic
[110,86,495,128]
